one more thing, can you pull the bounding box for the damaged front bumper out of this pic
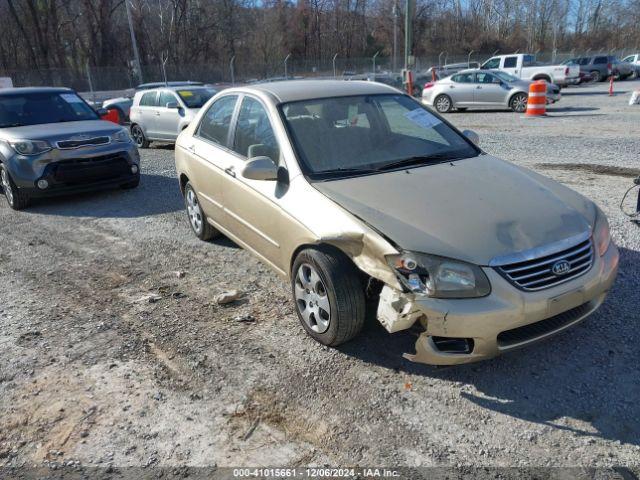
[378,243,619,365]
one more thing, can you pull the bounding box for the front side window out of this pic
[503,56,518,68]
[281,94,478,179]
[476,72,500,84]
[197,95,238,146]
[482,58,500,69]
[159,91,178,107]
[0,91,98,128]
[594,57,608,65]
[140,91,158,107]
[233,97,280,161]
[622,56,633,63]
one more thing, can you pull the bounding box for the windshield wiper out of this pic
[374,153,464,171]
[317,166,378,176]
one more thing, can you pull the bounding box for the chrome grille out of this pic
[56,136,110,149]
[496,238,594,291]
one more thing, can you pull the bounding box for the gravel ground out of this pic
[1,80,639,474]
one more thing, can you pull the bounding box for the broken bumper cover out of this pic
[401,243,619,365]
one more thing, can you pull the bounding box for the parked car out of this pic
[422,69,560,113]
[135,81,204,91]
[480,54,580,87]
[129,85,217,147]
[564,56,633,82]
[0,87,139,210]
[424,62,481,81]
[174,79,618,365]
[621,54,640,79]
[101,96,133,121]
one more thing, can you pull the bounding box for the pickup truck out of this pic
[480,54,580,87]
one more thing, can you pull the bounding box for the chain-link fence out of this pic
[1,49,635,97]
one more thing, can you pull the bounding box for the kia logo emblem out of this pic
[551,260,571,276]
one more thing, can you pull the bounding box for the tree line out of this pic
[1,0,639,79]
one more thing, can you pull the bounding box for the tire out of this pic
[590,70,602,82]
[291,246,365,347]
[131,124,150,148]
[456,107,468,112]
[631,69,638,80]
[434,94,453,113]
[0,163,30,210]
[183,181,218,241]
[510,92,528,113]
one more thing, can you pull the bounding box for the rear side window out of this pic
[594,57,608,65]
[578,58,590,65]
[139,91,158,107]
[503,56,518,68]
[197,95,238,146]
[451,73,473,83]
[233,97,280,161]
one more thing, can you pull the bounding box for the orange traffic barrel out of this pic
[525,80,547,117]
[101,107,122,124]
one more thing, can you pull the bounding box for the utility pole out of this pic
[392,2,399,72]
[404,0,413,70]
[125,0,143,83]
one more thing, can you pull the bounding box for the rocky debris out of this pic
[234,314,256,323]
[216,290,242,305]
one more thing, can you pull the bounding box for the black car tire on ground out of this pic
[434,94,453,113]
[291,246,365,347]
[131,124,150,149]
[0,163,30,210]
[510,93,528,113]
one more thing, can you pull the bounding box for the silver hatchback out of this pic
[422,69,560,113]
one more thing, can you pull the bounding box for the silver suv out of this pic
[0,87,139,210]
[129,86,216,148]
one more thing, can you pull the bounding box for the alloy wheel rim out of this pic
[186,188,203,233]
[436,96,450,112]
[132,126,144,147]
[514,95,527,112]
[1,168,14,206]
[294,263,331,333]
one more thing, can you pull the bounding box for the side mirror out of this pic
[242,156,278,181]
[166,101,179,109]
[462,129,480,146]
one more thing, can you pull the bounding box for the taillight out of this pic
[565,67,569,75]
[423,82,435,90]
[607,63,612,71]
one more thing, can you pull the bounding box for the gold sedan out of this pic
[174,80,618,365]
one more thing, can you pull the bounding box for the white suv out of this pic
[129,86,216,148]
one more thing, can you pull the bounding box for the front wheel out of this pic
[434,94,453,113]
[292,247,365,346]
[590,70,602,82]
[510,93,528,113]
[131,124,150,149]
[0,163,29,210]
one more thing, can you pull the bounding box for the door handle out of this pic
[224,167,236,178]
[476,86,482,89]
[449,85,455,88]
[187,144,195,152]
[155,111,161,116]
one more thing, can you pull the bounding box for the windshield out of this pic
[176,88,216,109]
[493,71,519,82]
[0,91,98,128]
[280,94,479,179]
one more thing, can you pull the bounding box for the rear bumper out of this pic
[401,242,619,365]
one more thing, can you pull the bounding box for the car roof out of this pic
[135,81,203,90]
[238,79,399,103]
[0,87,74,96]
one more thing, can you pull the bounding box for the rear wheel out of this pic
[184,182,218,241]
[292,247,365,346]
[0,163,30,210]
[434,94,452,113]
[131,124,150,148]
[590,70,602,82]
[510,92,528,113]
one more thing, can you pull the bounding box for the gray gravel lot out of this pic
[1,80,639,473]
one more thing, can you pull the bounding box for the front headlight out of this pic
[593,208,611,256]
[386,252,491,298]
[9,139,51,156]
[111,129,132,143]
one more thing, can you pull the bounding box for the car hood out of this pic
[313,155,595,266]
[0,120,122,142]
